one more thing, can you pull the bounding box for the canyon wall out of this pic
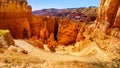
[0,0,32,38]
[57,23,79,45]
[1,0,120,46]
[95,0,120,38]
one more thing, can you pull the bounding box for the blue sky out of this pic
[28,0,100,10]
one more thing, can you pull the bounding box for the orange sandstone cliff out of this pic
[94,0,120,38]
[0,0,32,39]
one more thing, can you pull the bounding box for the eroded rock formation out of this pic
[47,33,57,52]
[95,0,120,38]
[36,16,59,43]
[57,23,79,45]
[30,16,40,37]
[85,0,120,57]
[40,28,49,43]
[0,0,32,38]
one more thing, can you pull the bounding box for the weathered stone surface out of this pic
[114,4,120,27]
[0,0,32,39]
[95,0,120,38]
[40,28,49,44]
[97,0,120,25]
[47,33,57,52]
[36,16,59,40]
[85,0,120,56]
[30,16,40,37]
[76,23,86,42]
[46,17,59,40]
[0,30,15,49]
[57,23,79,45]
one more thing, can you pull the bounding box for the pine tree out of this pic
[23,28,28,39]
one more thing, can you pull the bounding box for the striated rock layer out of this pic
[0,0,32,38]
[57,23,79,45]
[82,0,120,57]
[94,0,120,38]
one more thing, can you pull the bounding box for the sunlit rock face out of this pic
[29,16,40,37]
[87,0,120,55]
[95,0,120,38]
[34,16,59,42]
[57,23,79,45]
[0,0,32,38]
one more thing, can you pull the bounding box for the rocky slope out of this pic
[79,0,120,60]
[54,0,120,64]
[89,0,120,52]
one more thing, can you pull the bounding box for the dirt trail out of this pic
[14,40,111,63]
[69,42,111,62]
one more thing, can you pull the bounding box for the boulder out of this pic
[0,30,15,49]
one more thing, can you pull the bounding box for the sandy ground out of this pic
[14,40,112,63]
[0,39,116,68]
